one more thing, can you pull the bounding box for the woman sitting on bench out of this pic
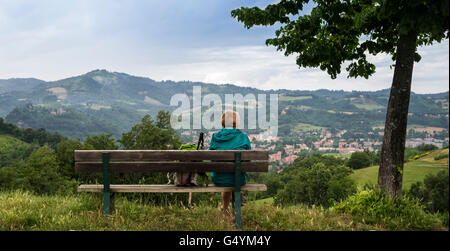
[209,110,251,214]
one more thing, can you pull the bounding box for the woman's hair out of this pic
[221,110,240,128]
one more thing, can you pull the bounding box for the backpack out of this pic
[167,133,209,187]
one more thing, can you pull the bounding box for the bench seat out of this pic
[78,184,267,193]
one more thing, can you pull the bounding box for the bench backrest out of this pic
[75,150,269,173]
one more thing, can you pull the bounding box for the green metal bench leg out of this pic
[102,152,111,215]
[234,152,242,230]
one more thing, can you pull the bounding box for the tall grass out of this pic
[0,190,231,231]
[0,190,446,231]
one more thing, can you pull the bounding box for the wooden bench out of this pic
[74,150,268,229]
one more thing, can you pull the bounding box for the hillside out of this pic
[4,104,138,139]
[1,70,448,141]
[0,78,45,94]
[0,135,31,167]
[351,148,449,189]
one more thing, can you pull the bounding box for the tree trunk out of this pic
[378,31,417,199]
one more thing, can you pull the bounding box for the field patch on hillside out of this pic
[352,103,384,111]
[294,122,326,132]
[279,95,313,102]
[47,87,67,100]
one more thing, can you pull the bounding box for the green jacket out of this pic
[209,128,251,187]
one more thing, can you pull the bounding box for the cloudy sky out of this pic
[0,0,448,94]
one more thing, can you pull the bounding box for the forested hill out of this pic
[0,78,45,94]
[0,117,66,150]
[0,69,448,139]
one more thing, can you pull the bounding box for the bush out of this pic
[346,151,371,169]
[416,144,438,152]
[334,190,442,230]
[437,212,449,227]
[0,145,78,195]
[434,153,449,161]
[406,170,449,213]
[274,163,357,207]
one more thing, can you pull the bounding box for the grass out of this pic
[351,149,449,189]
[323,152,352,158]
[250,197,274,206]
[0,134,29,149]
[348,96,384,111]
[287,105,313,111]
[0,150,447,231]
[279,95,312,102]
[1,190,435,231]
[352,103,384,111]
[0,191,232,231]
[293,122,326,132]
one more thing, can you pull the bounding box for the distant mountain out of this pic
[0,69,448,140]
[0,78,45,94]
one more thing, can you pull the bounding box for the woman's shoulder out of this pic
[237,131,251,148]
[238,130,250,138]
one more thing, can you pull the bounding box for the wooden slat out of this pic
[75,161,268,173]
[75,150,268,161]
[77,184,267,193]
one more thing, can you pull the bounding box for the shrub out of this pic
[0,145,78,195]
[437,212,449,227]
[334,189,442,230]
[434,153,449,161]
[346,151,371,169]
[416,144,438,152]
[407,170,449,213]
[274,163,357,207]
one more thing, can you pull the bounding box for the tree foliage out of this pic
[0,117,66,149]
[115,111,186,204]
[118,111,181,150]
[347,151,372,169]
[85,133,118,150]
[232,0,448,199]
[0,145,77,195]
[273,154,356,207]
[232,0,448,79]
[407,170,449,213]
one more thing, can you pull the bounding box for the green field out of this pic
[352,103,384,111]
[0,134,28,147]
[293,122,326,132]
[323,152,352,158]
[351,149,449,189]
[288,105,313,111]
[250,197,274,206]
[279,95,312,102]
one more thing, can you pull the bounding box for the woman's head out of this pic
[221,110,240,128]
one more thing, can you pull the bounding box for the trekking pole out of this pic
[197,132,204,150]
[196,132,208,187]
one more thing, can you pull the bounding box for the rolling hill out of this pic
[1,69,448,140]
[0,134,32,167]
